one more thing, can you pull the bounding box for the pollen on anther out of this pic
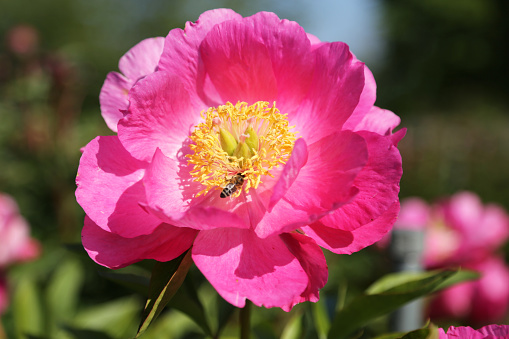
[186,101,296,197]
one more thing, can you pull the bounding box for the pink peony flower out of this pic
[394,193,509,268]
[394,193,509,324]
[440,192,509,265]
[429,256,509,325]
[0,194,40,314]
[0,194,39,268]
[76,9,404,310]
[439,324,509,339]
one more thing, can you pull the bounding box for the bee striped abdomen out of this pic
[220,173,245,198]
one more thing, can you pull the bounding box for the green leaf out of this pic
[400,322,439,339]
[72,296,141,338]
[373,322,439,339]
[136,249,194,338]
[168,276,212,336]
[312,298,330,339]
[372,333,405,339]
[216,297,236,337]
[366,269,479,295]
[61,326,114,339]
[98,270,150,296]
[327,269,458,339]
[432,269,480,292]
[280,312,303,339]
[45,258,84,333]
[12,277,44,339]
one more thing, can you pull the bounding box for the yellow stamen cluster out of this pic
[186,101,296,197]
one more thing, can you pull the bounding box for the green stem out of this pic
[239,300,252,339]
[0,320,5,339]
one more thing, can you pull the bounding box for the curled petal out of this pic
[75,135,162,238]
[279,233,328,311]
[347,106,401,136]
[100,37,164,132]
[256,131,366,238]
[99,72,130,132]
[318,131,402,232]
[268,138,308,211]
[82,216,197,269]
[286,131,367,214]
[192,228,309,309]
[303,201,400,254]
[118,37,164,80]
[342,64,377,131]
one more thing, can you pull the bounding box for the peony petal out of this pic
[391,128,406,146]
[347,106,401,136]
[478,324,509,337]
[285,131,367,214]
[200,19,278,104]
[158,9,242,103]
[82,216,197,269]
[255,196,326,239]
[100,37,164,132]
[318,131,402,232]
[143,148,249,230]
[342,64,377,131]
[303,201,400,254]
[99,72,130,132]
[244,12,314,113]
[439,326,484,339]
[255,131,366,239]
[75,135,162,238]
[279,233,328,311]
[117,71,206,162]
[268,138,308,211]
[306,32,322,46]
[192,228,309,309]
[118,37,164,80]
[290,42,365,144]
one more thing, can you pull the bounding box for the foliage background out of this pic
[1,0,508,338]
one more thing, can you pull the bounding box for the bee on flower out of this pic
[76,9,404,310]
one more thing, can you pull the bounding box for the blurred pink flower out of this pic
[0,276,7,315]
[439,192,509,265]
[439,324,509,339]
[0,194,39,268]
[6,25,39,56]
[394,192,509,324]
[429,256,509,324]
[77,9,404,310]
[0,194,40,314]
[395,192,509,268]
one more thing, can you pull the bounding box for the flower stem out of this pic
[239,300,252,339]
[0,320,5,339]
